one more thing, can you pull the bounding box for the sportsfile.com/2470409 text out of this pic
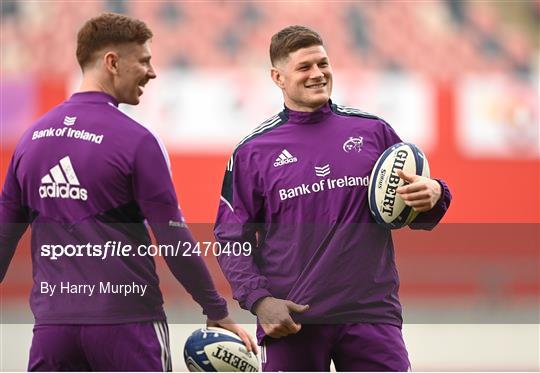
[40,241,253,260]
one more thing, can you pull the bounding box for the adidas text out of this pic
[39,184,88,201]
[273,157,298,167]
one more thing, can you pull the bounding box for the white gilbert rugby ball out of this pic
[184,327,259,372]
[368,142,430,229]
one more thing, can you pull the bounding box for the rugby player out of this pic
[215,25,451,371]
[0,13,256,371]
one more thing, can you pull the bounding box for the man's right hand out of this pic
[252,297,309,338]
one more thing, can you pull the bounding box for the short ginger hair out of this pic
[76,12,153,69]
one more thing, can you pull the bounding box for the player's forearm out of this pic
[148,222,228,320]
[409,179,452,230]
[163,251,229,320]
[214,191,270,312]
[213,233,271,312]
[139,200,228,319]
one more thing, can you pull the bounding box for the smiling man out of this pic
[215,25,452,371]
[0,12,256,371]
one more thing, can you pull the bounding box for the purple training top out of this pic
[0,91,228,324]
[215,101,451,335]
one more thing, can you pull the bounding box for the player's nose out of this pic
[309,65,324,79]
[148,64,157,79]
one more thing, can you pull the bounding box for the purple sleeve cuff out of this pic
[245,288,273,314]
[204,298,229,321]
[409,179,452,231]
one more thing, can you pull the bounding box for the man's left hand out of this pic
[396,170,441,212]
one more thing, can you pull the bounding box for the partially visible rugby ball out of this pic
[368,142,430,229]
[184,327,259,372]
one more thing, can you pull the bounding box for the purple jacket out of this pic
[0,92,228,324]
[215,102,451,333]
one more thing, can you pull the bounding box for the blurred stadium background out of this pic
[1,1,538,371]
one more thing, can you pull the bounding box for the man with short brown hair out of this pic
[215,25,451,371]
[75,12,155,106]
[0,12,256,371]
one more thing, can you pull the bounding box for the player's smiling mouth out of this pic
[306,82,326,89]
[138,82,147,95]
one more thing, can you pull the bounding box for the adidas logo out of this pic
[39,156,88,201]
[273,149,298,168]
[63,116,76,126]
[315,164,331,177]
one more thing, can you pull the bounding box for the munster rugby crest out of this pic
[343,136,363,153]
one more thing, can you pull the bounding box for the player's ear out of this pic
[104,51,120,75]
[271,67,285,89]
